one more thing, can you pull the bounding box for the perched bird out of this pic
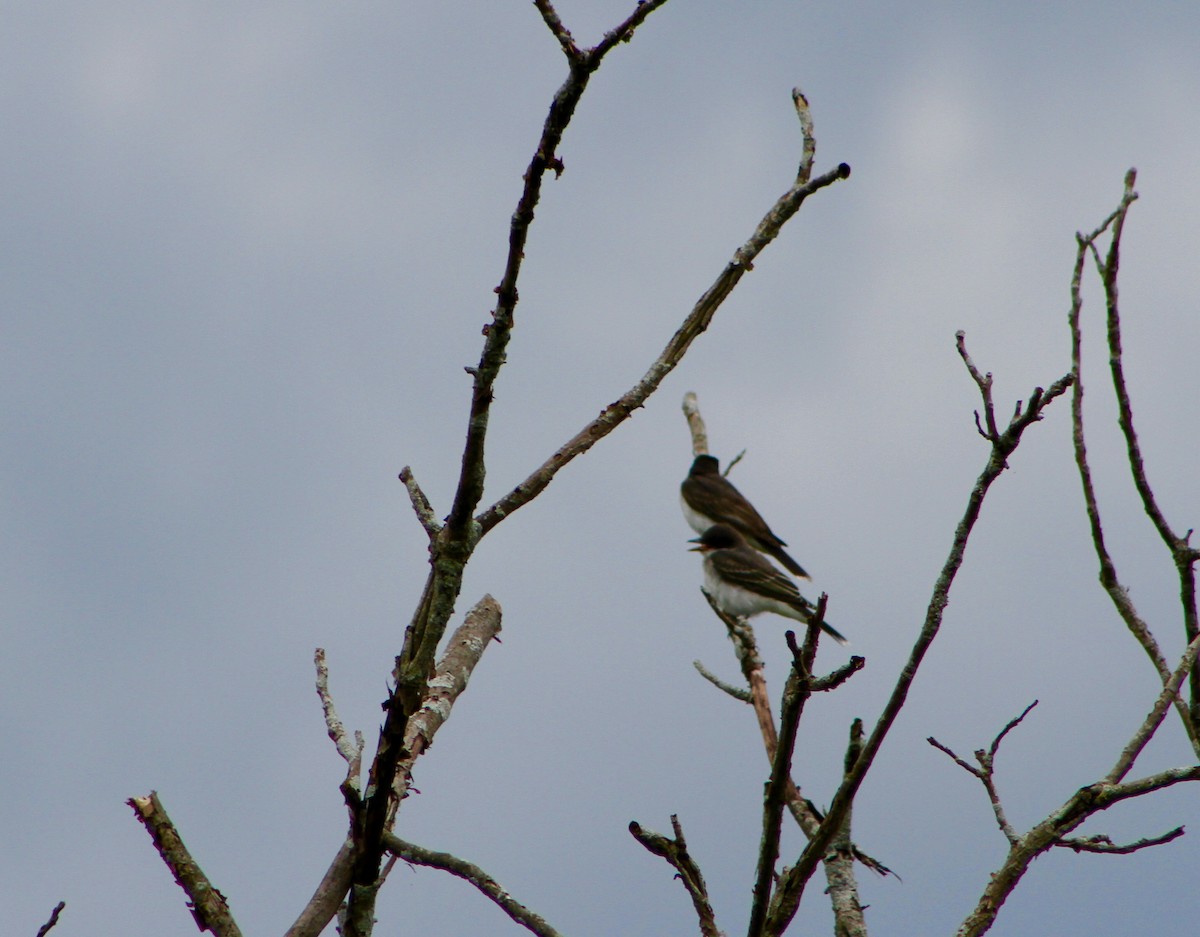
[680,454,810,579]
[689,524,848,645]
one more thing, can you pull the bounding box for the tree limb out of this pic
[384,833,566,937]
[36,902,66,937]
[630,816,724,937]
[764,338,1072,935]
[128,792,243,937]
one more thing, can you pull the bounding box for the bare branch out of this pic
[392,595,503,807]
[990,699,1039,757]
[693,658,752,701]
[533,0,580,59]
[384,833,566,937]
[955,331,997,441]
[764,344,1071,935]
[1106,632,1200,785]
[791,88,815,184]
[748,598,829,937]
[315,648,364,788]
[629,816,723,937]
[682,391,710,456]
[1056,827,1185,855]
[128,792,243,937]
[723,449,747,477]
[476,159,851,535]
[284,839,355,937]
[1069,175,1200,755]
[36,902,65,937]
[927,736,982,780]
[399,466,441,538]
[928,702,1039,847]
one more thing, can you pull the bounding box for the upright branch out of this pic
[685,394,877,934]
[629,815,723,937]
[747,603,826,937]
[763,337,1072,936]
[351,0,675,909]
[1069,169,1200,743]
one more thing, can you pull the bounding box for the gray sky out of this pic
[4,3,1198,935]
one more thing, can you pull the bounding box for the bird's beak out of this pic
[688,536,704,552]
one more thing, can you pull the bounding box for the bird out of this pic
[689,524,848,645]
[680,453,810,579]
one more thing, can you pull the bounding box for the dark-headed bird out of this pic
[689,524,848,645]
[681,454,809,579]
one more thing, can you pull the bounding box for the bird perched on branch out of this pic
[689,524,848,645]
[680,454,810,579]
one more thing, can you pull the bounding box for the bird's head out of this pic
[688,523,743,552]
[689,454,721,477]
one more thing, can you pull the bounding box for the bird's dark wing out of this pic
[684,475,789,546]
[708,546,811,612]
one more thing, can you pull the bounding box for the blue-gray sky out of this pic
[4,3,1198,935]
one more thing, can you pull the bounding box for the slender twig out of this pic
[764,339,1072,936]
[682,392,710,456]
[928,702,1040,847]
[1056,827,1185,854]
[953,638,1200,937]
[36,902,65,937]
[384,834,564,937]
[990,700,1039,757]
[532,0,580,59]
[792,88,815,184]
[399,466,441,538]
[693,658,752,701]
[1091,170,1200,727]
[724,449,747,477]
[748,599,828,937]
[476,159,850,536]
[630,816,724,937]
[315,648,365,800]
[1069,175,1200,755]
[128,792,243,937]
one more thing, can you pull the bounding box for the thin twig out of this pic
[384,834,564,937]
[928,702,1039,847]
[629,816,724,937]
[532,0,580,59]
[682,392,710,456]
[399,466,441,537]
[693,659,752,701]
[765,340,1072,935]
[315,648,365,792]
[36,902,66,937]
[476,159,850,536]
[1055,827,1185,854]
[792,88,815,184]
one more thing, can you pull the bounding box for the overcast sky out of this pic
[4,3,1199,935]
